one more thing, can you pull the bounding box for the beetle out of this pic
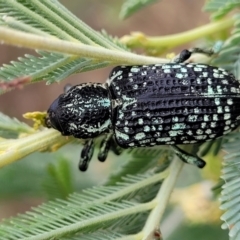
[45,49,240,171]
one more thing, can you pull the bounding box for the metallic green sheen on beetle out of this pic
[46,49,240,171]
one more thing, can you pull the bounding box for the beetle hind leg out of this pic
[171,145,206,168]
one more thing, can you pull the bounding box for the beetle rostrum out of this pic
[46,49,240,171]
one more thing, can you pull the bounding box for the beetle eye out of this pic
[47,97,63,132]
[48,112,62,131]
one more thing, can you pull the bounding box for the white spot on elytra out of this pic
[194,67,202,72]
[156,137,171,142]
[215,98,220,105]
[217,85,222,94]
[181,68,187,72]
[164,69,171,73]
[194,107,200,113]
[144,126,150,132]
[169,131,178,137]
[197,129,203,135]
[224,114,231,120]
[195,135,207,140]
[202,72,208,77]
[225,106,230,112]
[188,115,198,122]
[151,126,156,131]
[176,73,183,78]
[208,78,212,84]
[172,116,179,122]
[226,120,231,125]
[172,123,186,130]
[205,129,212,134]
[227,99,233,105]
[109,70,123,82]
[138,118,144,125]
[186,130,193,135]
[213,114,218,121]
[222,79,228,84]
[135,132,146,140]
[172,65,181,68]
[211,122,216,128]
[204,115,210,121]
[217,106,223,113]
[115,129,129,140]
[207,86,214,94]
[131,67,139,73]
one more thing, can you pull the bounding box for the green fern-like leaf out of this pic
[205,15,240,75]
[204,0,240,20]
[0,149,170,240]
[61,230,124,240]
[42,158,74,200]
[220,131,240,240]
[105,147,170,186]
[0,0,120,84]
[0,0,166,89]
[0,112,34,138]
[119,0,159,19]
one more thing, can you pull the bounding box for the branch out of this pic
[0,27,168,65]
[142,157,184,239]
[121,18,234,54]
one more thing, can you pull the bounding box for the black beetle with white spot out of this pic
[45,49,240,171]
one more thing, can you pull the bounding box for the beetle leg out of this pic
[98,133,112,162]
[111,137,123,156]
[174,48,215,64]
[98,133,123,162]
[171,145,206,168]
[174,49,192,63]
[79,139,94,171]
[190,48,214,57]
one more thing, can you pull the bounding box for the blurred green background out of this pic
[0,1,228,239]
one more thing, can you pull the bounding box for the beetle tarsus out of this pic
[171,145,206,168]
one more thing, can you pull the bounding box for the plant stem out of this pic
[121,18,234,54]
[0,129,70,168]
[0,27,168,65]
[141,157,184,239]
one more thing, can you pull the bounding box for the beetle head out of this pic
[46,83,111,139]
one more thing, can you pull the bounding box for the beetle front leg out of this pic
[79,139,94,171]
[98,133,113,162]
[171,145,206,168]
